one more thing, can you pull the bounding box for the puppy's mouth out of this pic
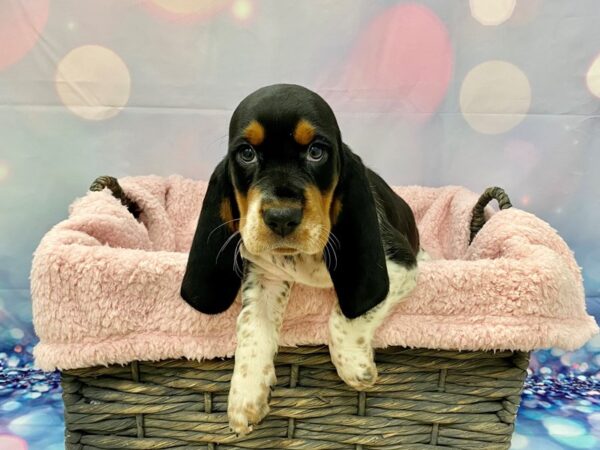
[239,234,306,256]
[271,246,300,255]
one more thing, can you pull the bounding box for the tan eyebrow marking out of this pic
[293,119,315,145]
[243,120,265,146]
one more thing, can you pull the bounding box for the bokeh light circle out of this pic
[0,0,49,70]
[510,433,529,449]
[2,401,21,412]
[146,0,230,23]
[231,0,253,21]
[586,54,600,99]
[8,409,63,439]
[542,416,586,438]
[470,0,516,26]
[0,434,28,450]
[0,161,9,181]
[55,45,131,121]
[329,3,452,122]
[10,328,24,339]
[460,60,531,134]
[151,0,227,14]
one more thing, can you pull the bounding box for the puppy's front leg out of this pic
[329,260,417,390]
[228,263,292,436]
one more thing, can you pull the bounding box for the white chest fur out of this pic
[240,245,333,288]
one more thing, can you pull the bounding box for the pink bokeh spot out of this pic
[327,3,453,123]
[0,0,49,71]
[0,435,28,450]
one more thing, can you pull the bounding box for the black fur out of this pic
[181,84,419,318]
[180,159,242,314]
[367,169,420,265]
[328,147,389,318]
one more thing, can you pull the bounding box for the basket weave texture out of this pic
[63,346,529,450]
[60,181,528,449]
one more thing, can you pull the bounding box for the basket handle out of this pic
[469,186,512,243]
[89,175,141,219]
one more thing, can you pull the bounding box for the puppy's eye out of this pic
[307,145,326,162]
[238,146,257,164]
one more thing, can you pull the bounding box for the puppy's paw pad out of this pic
[228,379,271,435]
[228,411,253,436]
[338,362,378,391]
[331,347,378,391]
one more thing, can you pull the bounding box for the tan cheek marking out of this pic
[234,189,248,228]
[331,198,342,225]
[243,120,265,146]
[303,186,327,232]
[321,187,336,221]
[239,186,276,249]
[304,186,331,225]
[293,119,315,145]
[219,198,236,231]
[300,180,338,251]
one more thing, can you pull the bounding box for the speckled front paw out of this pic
[330,345,378,391]
[227,364,275,436]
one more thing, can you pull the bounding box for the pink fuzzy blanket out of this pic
[31,175,598,371]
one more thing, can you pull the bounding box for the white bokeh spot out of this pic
[0,161,8,181]
[470,0,516,26]
[586,54,600,99]
[460,60,531,134]
[55,45,131,121]
[151,0,228,15]
[232,0,252,21]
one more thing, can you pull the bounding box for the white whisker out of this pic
[207,219,241,243]
[215,231,240,263]
[323,239,331,269]
[327,239,338,271]
[233,239,244,279]
[328,230,341,249]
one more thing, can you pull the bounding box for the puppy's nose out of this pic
[262,207,302,237]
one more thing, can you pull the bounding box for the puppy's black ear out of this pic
[328,145,389,319]
[181,158,242,314]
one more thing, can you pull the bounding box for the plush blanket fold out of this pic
[31,175,598,371]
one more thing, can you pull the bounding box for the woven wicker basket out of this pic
[60,178,529,450]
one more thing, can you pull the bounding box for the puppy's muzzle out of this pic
[262,207,302,237]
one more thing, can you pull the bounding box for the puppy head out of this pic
[226,84,342,256]
[182,84,389,318]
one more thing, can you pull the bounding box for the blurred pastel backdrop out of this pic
[1,1,599,449]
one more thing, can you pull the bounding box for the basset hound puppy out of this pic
[181,84,420,435]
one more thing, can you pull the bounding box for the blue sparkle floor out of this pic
[1,354,599,449]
